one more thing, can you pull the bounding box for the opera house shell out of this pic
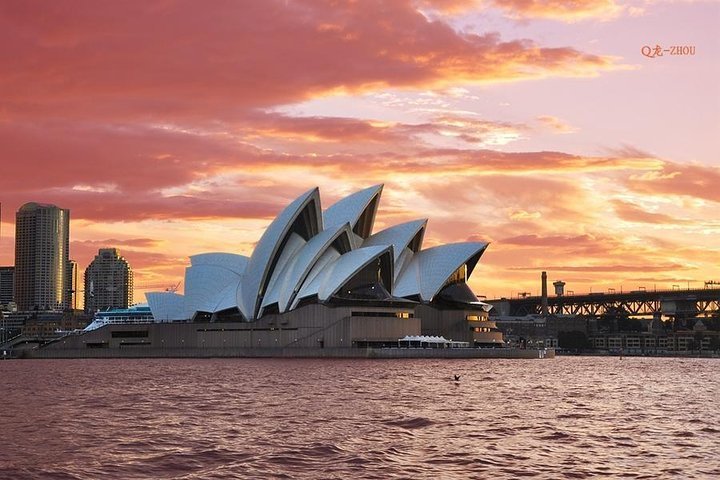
[140,185,501,348]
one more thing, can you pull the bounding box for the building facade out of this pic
[84,248,133,312]
[68,260,78,310]
[0,266,14,307]
[14,203,71,311]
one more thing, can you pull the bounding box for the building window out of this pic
[111,330,149,338]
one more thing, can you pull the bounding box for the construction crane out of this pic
[136,282,181,292]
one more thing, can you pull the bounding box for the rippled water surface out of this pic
[2,357,719,479]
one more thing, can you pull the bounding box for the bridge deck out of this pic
[487,288,720,317]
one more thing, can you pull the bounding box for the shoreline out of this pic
[14,346,554,360]
[556,351,719,358]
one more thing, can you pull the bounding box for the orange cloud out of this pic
[0,115,667,223]
[626,163,720,203]
[415,0,479,13]
[536,115,578,134]
[509,263,690,272]
[73,238,161,248]
[612,200,690,224]
[501,233,606,247]
[68,240,188,291]
[490,0,623,20]
[418,0,623,20]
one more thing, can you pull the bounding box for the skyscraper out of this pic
[0,204,13,309]
[14,202,71,311]
[84,248,133,312]
[0,266,14,307]
[68,260,78,310]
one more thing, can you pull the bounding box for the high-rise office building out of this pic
[68,260,78,310]
[0,266,14,306]
[0,204,9,306]
[14,203,71,311]
[84,248,133,312]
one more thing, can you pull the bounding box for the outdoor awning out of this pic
[398,335,451,344]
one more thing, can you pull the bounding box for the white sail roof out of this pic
[206,282,242,314]
[299,247,342,295]
[393,242,488,302]
[363,219,427,281]
[183,264,242,317]
[189,253,249,275]
[262,222,355,315]
[292,245,394,308]
[259,231,307,315]
[395,247,414,281]
[362,219,427,261]
[146,292,186,322]
[323,184,383,239]
[239,188,322,320]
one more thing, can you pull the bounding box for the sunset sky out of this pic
[0,0,718,303]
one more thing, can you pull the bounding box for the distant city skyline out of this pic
[0,1,718,300]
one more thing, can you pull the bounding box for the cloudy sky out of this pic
[0,0,718,301]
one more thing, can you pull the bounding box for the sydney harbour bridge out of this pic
[488,286,720,319]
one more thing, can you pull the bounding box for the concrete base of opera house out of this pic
[29,345,554,359]
[29,303,553,359]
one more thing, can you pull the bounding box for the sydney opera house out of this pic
[147,185,497,344]
[42,185,503,356]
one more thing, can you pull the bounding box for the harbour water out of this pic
[1,357,718,479]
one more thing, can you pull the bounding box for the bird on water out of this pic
[454,374,461,382]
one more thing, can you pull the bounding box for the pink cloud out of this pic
[0,121,233,192]
[20,191,285,223]
[0,0,617,125]
[246,112,528,146]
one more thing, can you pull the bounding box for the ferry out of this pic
[84,305,155,331]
